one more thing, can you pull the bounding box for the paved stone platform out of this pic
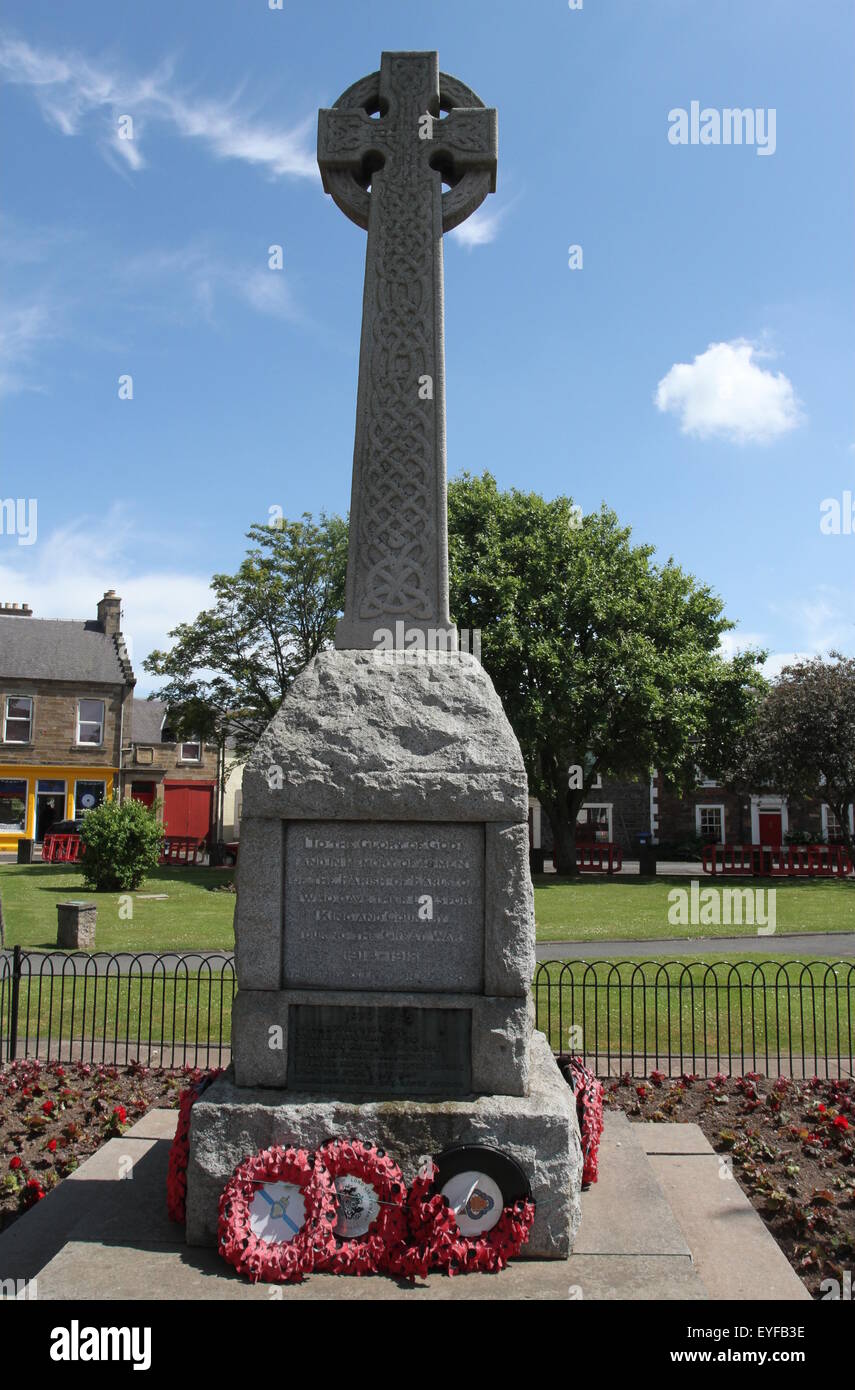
[0,1109,809,1300]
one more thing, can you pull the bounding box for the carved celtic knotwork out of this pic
[318,52,497,647]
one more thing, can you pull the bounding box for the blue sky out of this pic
[1,0,853,693]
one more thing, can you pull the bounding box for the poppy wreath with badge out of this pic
[166,1068,223,1224]
[417,1146,536,1276]
[565,1056,604,1187]
[385,1157,459,1281]
[313,1139,408,1276]
[217,1146,339,1284]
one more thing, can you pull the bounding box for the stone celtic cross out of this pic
[318,51,497,649]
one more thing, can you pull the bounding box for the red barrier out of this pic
[703,843,853,877]
[160,837,206,866]
[42,834,82,864]
[576,843,622,874]
[702,844,760,876]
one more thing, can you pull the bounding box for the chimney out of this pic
[0,602,33,617]
[97,590,122,637]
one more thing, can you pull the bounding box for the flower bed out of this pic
[604,1070,855,1298]
[1,1059,201,1234]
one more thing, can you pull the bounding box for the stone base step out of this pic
[633,1121,810,1301]
[0,1109,811,1300]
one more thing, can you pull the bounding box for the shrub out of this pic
[78,799,164,892]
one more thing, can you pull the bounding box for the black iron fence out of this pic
[533,959,855,1078]
[1,950,853,1078]
[0,947,235,1068]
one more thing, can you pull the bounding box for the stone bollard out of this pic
[57,901,97,949]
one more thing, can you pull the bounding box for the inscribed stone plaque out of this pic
[287,1004,472,1096]
[283,821,484,992]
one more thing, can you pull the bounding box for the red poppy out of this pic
[833,1116,849,1131]
[113,1105,127,1124]
[47,1139,58,1153]
[41,1100,54,1115]
[9,1156,22,1170]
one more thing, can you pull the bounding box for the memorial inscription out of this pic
[283,820,484,992]
[287,1003,472,1096]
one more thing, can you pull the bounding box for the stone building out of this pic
[0,591,219,852]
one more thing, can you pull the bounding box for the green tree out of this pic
[144,513,348,757]
[448,472,766,874]
[730,653,855,853]
[79,799,164,892]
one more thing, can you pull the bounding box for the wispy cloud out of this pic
[655,339,804,444]
[450,203,506,250]
[0,299,58,396]
[725,587,855,678]
[0,34,318,181]
[0,505,214,686]
[119,245,301,324]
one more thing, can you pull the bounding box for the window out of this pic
[696,770,719,788]
[0,779,27,833]
[697,804,725,843]
[577,804,612,842]
[3,695,32,743]
[76,699,104,745]
[74,781,105,818]
[822,804,854,843]
[180,741,201,763]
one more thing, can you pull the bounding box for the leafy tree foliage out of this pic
[447,473,766,873]
[730,653,855,851]
[144,515,347,757]
[79,798,164,892]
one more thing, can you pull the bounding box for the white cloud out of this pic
[119,245,301,323]
[0,299,57,396]
[0,35,318,181]
[655,339,804,444]
[450,205,505,249]
[0,507,213,689]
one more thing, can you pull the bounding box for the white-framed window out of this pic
[76,698,105,746]
[74,780,106,818]
[3,695,33,743]
[696,804,725,843]
[821,803,854,842]
[0,778,28,833]
[696,769,719,788]
[179,741,201,763]
[577,803,613,841]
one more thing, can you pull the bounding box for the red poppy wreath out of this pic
[313,1138,408,1276]
[402,1149,536,1277]
[218,1146,338,1284]
[166,1068,223,1224]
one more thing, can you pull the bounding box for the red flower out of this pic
[9,1156,22,1170]
[113,1105,127,1124]
[41,1100,54,1115]
[833,1116,849,1131]
[818,1104,826,1114]
[47,1139,58,1153]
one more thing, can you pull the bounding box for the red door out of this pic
[130,782,156,809]
[758,811,783,848]
[162,782,214,841]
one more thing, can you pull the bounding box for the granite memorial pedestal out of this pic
[185,51,581,1261]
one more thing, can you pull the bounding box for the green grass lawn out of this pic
[3,864,855,955]
[533,874,855,941]
[0,864,237,952]
[4,951,851,1067]
[533,954,855,1061]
